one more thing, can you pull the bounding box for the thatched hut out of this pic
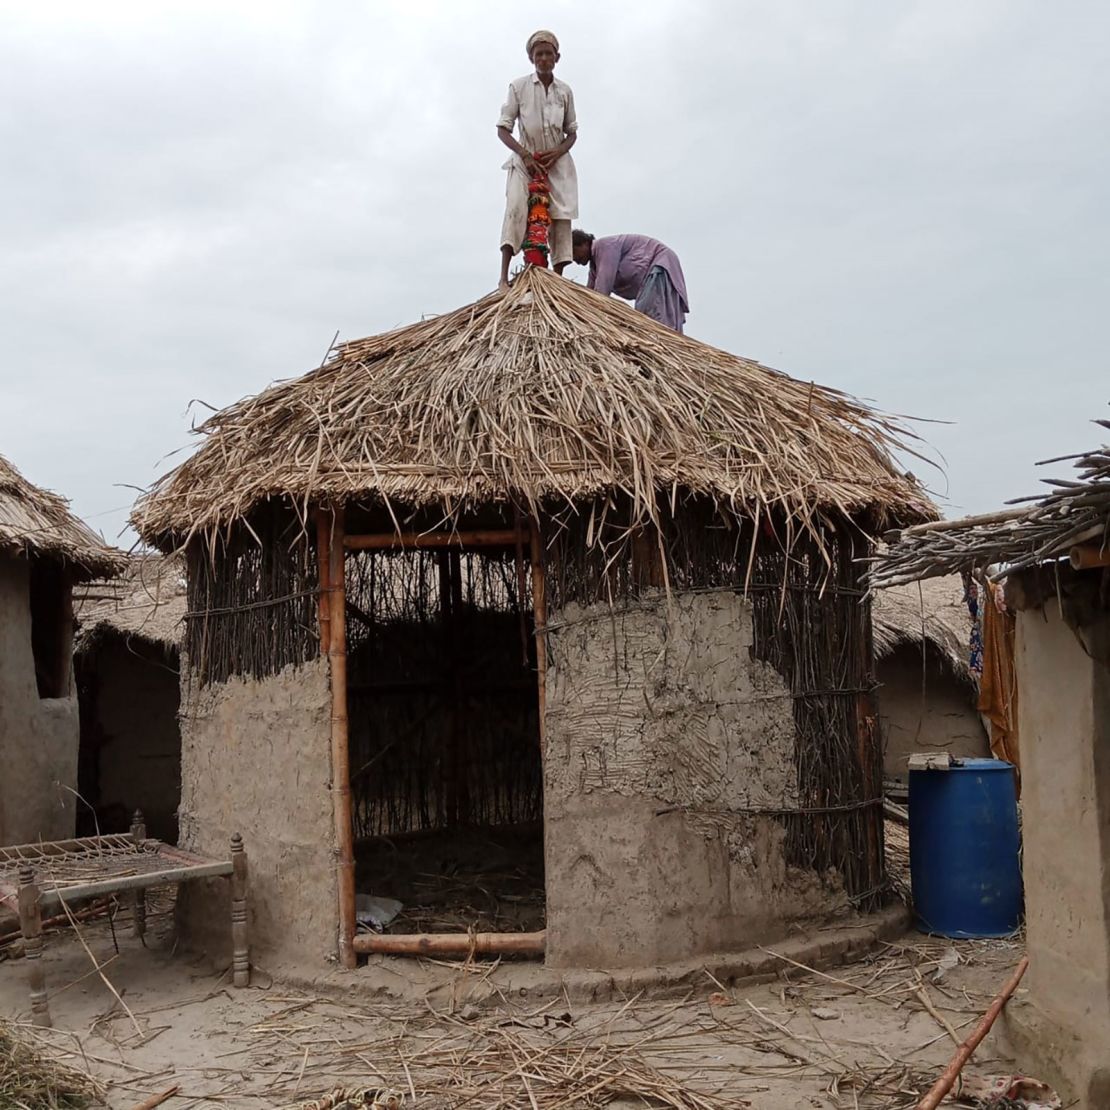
[134,268,932,970]
[872,576,987,787]
[0,454,123,843]
[873,417,1110,1105]
[73,555,186,843]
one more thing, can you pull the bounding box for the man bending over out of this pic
[572,231,689,333]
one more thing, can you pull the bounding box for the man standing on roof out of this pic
[572,232,689,333]
[497,30,579,289]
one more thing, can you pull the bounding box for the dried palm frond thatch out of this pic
[0,454,123,579]
[74,553,186,649]
[871,415,1110,587]
[133,267,933,548]
[872,575,972,678]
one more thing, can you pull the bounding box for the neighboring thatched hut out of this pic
[873,417,1110,1106]
[74,555,186,843]
[872,576,988,787]
[0,454,123,843]
[134,268,933,970]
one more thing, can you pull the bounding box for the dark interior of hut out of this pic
[344,545,545,939]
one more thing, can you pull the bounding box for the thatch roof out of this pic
[872,575,972,679]
[0,454,123,578]
[133,267,934,547]
[872,416,1110,587]
[74,554,186,650]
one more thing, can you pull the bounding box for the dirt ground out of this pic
[0,893,1030,1110]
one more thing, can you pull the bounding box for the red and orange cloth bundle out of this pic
[522,166,551,267]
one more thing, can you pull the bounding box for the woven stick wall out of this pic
[180,498,883,903]
[547,500,884,907]
[345,546,541,839]
[183,505,320,688]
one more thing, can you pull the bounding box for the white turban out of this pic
[526,30,559,58]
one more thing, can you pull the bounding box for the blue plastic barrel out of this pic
[908,757,1022,938]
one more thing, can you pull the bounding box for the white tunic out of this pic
[497,72,579,220]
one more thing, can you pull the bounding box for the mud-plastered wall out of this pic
[1003,601,1110,1105]
[877,644,988,783]
[0,557,77,843]
[176,657,336,967]
[543,589,842,967]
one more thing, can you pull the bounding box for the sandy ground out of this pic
[0,896,1030,1110]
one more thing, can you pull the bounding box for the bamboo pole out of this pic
[344,529,526,550]
[529,521,548,755]
[1069,542,1110,570]
[353,930,545,957]
[315,508,332,655]
[915,955,1029,1110]
[128,1085,180,1110]
[327,506,357,969]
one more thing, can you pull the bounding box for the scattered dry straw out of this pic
[0,1020,106,1108]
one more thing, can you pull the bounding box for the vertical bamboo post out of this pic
[854,534,882,899]
[529,521,548,753]
[18,865,50,1027]
[327,506,357,969]
[315,508,332,656]
[229,833,250,987]
[130,809,147,941]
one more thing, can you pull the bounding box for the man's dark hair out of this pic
[572,229,594,248]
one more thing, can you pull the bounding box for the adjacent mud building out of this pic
[0,455,122,843]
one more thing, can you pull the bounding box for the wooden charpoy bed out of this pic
[0,812,249,1027]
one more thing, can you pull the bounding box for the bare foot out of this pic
[498,279,510,291]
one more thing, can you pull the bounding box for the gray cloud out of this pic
[1,0,1107,544]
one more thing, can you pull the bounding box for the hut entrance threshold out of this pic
[318,512,547,966]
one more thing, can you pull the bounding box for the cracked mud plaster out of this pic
[175,657,337,965]
[543,590,843,967]
[545,590,799,815]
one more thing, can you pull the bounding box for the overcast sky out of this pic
[2,0,1107,547]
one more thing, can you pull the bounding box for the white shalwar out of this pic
[497,72,579,266]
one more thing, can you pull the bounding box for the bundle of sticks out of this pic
[871,419,1110,589]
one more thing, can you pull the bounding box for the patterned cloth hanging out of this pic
[522,166,551,267]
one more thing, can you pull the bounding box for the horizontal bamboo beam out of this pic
[352,930,545,957]
[344,529,528,551]
[1070,542,1110,570]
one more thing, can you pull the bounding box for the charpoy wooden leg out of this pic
[130,810,147,941]
[230,833,250,988]
[18,865,51,1028]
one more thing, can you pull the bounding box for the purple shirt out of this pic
[587,235,689,310]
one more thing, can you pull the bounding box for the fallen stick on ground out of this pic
[130,1084,180,1110]
[55,893,143,1039]
[913,980,961,1046]
[915,955,1029,1110]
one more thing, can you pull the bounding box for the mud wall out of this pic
[82,636,181,841]
[0,556,78,843]
[543,590,843,968]
[1001,601,1110,1106]
[877,644,988,783]
[176,657,336,967]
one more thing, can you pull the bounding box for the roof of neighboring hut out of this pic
[872,575,972,679]
[0,454,123,578]
[133,267,935,547]
[74,554,187,649]
[872,416,1110,587]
